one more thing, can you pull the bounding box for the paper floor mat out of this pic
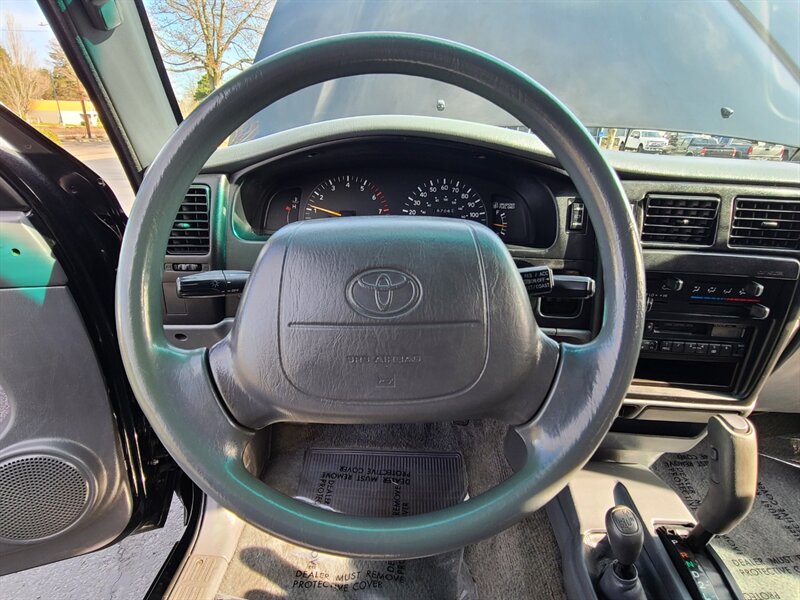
[653,440,800,599]
[222,450,475,599]
[296,449,466,516]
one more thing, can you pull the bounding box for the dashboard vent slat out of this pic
[641,194,719,246]
[730,198,800,250]
[167,185,211,255]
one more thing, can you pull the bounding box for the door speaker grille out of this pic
[0,455,89,542]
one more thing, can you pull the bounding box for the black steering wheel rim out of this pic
[116,32,645,558]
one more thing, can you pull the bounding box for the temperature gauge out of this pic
[263,187,301,232]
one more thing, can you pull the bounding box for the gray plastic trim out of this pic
[58,0,178,167]
[0,286,132,574]
[165,318,234,350]
[164,496,245,600]
[546,462,695,600]
[0,212,67,288]
[758,346,800,412]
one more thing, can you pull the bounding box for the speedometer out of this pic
[402,177,487,224]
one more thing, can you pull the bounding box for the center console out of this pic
[637,269,797,396]
[616,252,800,418]
[549,413,758,600]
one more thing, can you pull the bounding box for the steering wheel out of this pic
[116,33,644,559]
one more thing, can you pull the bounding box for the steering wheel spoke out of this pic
[132,340,256,471]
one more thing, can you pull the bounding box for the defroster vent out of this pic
[641,194,719,246]
[730,198,800,250]
[167,184,211,255]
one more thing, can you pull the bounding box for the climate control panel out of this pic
[635,270,796,395]
[645,274,772,320]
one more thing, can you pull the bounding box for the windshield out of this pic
[145,0,800,159]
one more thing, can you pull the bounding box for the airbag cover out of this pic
[279,218,486,400]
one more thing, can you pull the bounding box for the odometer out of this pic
[402,177,487,224]
[304,176,388,219]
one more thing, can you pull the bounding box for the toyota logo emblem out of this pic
[346,269,422,318]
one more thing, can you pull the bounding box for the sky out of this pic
[0,0,196,97]
[0,0,54,66]
[0,0,261,99]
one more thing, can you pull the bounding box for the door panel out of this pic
[0,107,179,577]
[0,212,132,574]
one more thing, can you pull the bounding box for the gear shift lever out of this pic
[598,506,646,600]
[687,414,758,550]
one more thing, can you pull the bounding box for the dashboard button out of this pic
[173,262,202,272]
[661,277,684,292]
[743,281,764,298]
[567,200,586,232]
[695,343,709,355]
[749,304,770,320]
[734,344,746,357]
[660,341,672,352]
[671,341,685,353]
[720,344,733,357]
[708,343,721,356]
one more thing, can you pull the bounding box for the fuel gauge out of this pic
[492,209,508,237]
[492,195,529,244]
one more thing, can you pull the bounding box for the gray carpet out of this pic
[216,421,566,599]
[652,421,800,600]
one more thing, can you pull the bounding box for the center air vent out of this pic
[641,194,719,246]
[730,198,800,250]
[167,185,210,255]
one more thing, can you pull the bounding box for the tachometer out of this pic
[304,176,388,219]
[402,177,487,224]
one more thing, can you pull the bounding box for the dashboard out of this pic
[162,120,800,450]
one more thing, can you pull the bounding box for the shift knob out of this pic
[598,506,646,600]
[688,414,757,549]
[605,506,644,571]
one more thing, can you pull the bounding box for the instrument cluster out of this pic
[258,170,536,245]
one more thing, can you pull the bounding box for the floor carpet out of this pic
[216,421,567,599]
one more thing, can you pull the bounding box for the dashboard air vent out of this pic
[641,194,719,246]
[730,198,800,250]
[167,185,210,255]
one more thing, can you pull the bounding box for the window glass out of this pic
[141,1,796,161]
[143,0,274,117]
[0,3,134,212]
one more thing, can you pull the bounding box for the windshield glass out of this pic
[145,0,800,159]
